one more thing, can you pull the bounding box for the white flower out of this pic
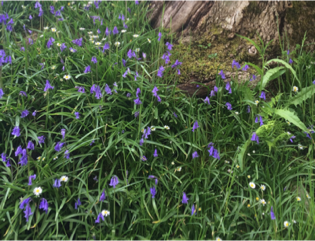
[88,31,93,35]
[121,30,126,33]
[287,131,291,135]
[235,111,239,115]
[171,161,175,165]
[102,38,107,41]
[216,237,222,241]
[114,42,120,47]
[287,121,291,125]
[70,48,76,53]
[53,156,58,160]
[135,48,140,52]
[293,220,297,224]
[252,150,255,153]
[164,125,170,130]
[37,156,45,161]
[255,100,259,105]
[150,126,156,131]
[60,176,68,182]
[147,38,151,43]
[90,40,95,44]
[306,194,311,199]
[102,210,110,217]
[176,167,182,172]
[63,75,71,80]
[40,35,44,38]
[236,165,240,169]
[296,196,301,202]
[247,153,251,156]
[227,169,233,173]
[51,28,57,32]
[284,221,290,228]
[249,182,256,189]
[292,86,298,93]
[95,42,102,46]
[33,187,43,196]
[92,35,99,39]
[79,27,85,31]
[298,144,303,150]
[56,43,61,47]
[260,185,266,191]
[260,199,266,206]
[44,26,49,30]
[133,34,139,38]
[22,5,26,9]
[224,160,230,163]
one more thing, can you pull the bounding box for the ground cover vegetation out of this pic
[0,1,315,240]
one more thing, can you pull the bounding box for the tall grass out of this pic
[0,1,314,240]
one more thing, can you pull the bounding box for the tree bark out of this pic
[148,1,315,96]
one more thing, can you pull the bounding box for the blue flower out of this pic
[90,84,103,99]
[192,151,199,159]
[242,64,249,71]
[150,186,156,198]
[72,38,82,47]
[289,58,293,64]
[44,80,54,92]
[54,142,65,152]
[251,132,259,144]
[112,26,119,35]
[39,198,49,213]
[18,149,28,166]
[226,102,232,110]
[12,126,21,137]
[191,204,196,216]
[247,105,251,113]
[64,150,70,159]
[148,175,158,185]
[260,91,266,100]
[270,206,276,220]
[28,174,36,185]
[109,176,119,188]
[75,112,80,119]
[105,27,111,36]
[134,98,142,105]
[225,82,232,94]
[100,189,106,201]
[153,149,158,157]
[157,66,165,78]
[47,37,55,48]
[78,86,85,93]
[19,198,31,210]
[61,129,66,139]
[182,192,189,204]
[95,213,104,223]
[74,198,81,209]
[165,42,173,51]
[204,96,210,105]
[91,56,97,64]
[84,65,91,73]
[24,203,33,222]
[38,135,45,144]
[32,110,37,117]
[27,141,35,150]
[53,179,61,188]
[21,110,29,118]
[60,43,67,52]
[105,84,112,95]
[219,70,226,79]
[192,121,199,132]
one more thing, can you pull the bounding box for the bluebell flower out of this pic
[161,52,171,64]
[148,175,158,185]
[78,86,85,93]
[28,38,33,45]
[191,204,196,216]
[172,59,182,68]
[173,112,178,118]
[214,86,218,93]
[225,82,232,94]
[141,156,147,161]
[39,198,49,213]
[100,189,106,201]
[192,121,199,132]
[72,38,82,47]
[260,91,266,100]
[242,64,249,71]
[165,42,173,50]
[64,150,70,159]
[150,186,156,198]
[18,149,28,166]
[153,149,158,157]
[123,22,128,29]
[182,192,189,204]
[135,0,139,4]
[232,60,241,69]
[204,96,210,105]
[54,142,65,152]
[74,198,81,209]
[32,111,36,117]
[0,88,4,99]
[219,70,226,79]
[259,116,264,126]
[28,174,36,185]
[134,71,139,81]
[112,26,119,35]
[135,111,140,118]
[157,66,165,78]
[105,84,112,95]
[27,141,35,150]
[70,47,77,53]
[192,151,199,159]
[47,37,55,48]
[44,80,54,92]
[90,84,103,99]
[61,129,66,139]
[105,27,110,36]
[94,0,101,9]
[49,6,55,14]
[289,135,296,143]
[287,50,290,55]
[19,198,31,210]
[210,90,215,97]
[95,213,104,223]
[90,140,95,146]
[24,203,33,222]
[91,56,97,64]
[139,138,144,146]
[247,105,251,113]
[109,175,119,188]
[313,80,315,85]
[53,179,61,188]
[270,206,276,220]
[250,75,256,81]
[84,65,91,73]
[12,126,21,137]
[1,153,7,162]
[75,112,80,119]
[38,135,45,144]
[289,58,293,64]
[60,43,67,52]
[21,110,29,118]
[134,98,142,105]
[251,132,259,144]
[226,102,232,110]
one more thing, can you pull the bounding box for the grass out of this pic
[0,1,315,240]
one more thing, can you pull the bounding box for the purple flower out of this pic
[28,38,33,45]
[242,64,249,71]
[135,0,139,4]
[1,153,7,162]
[21,110,29,118]
[20,46,25,52]
[105,84,112,95]
[95,213,104,223]
[60,43,67,52]
[24,203,33,222]
[157,66,165,78]
[84,65,91,73]
[0,88,4,99]
[44,80,54,92]
[142,127,151,139]
[105,27,111,36]
[304,132,311,140]
[39,198,49,213]
[259,116,264,126]
[91,56,97,64]
[54,142,65,152]
[135,111,139,118]
[90,140,95,146]
[219,70,226,79]
[251,132,259,144]
[165,42,173,51]
[158,32,162,41]
[142,53,146,59]
[139,138,144,146]
[75,198,81,209]
[226,102,232,110]
[182,192,189,204]
[112,26,119,35]
[61,129,66,139]
[19,198,31,210]
[150,186,156,198]
[289,58,293,64]
[122,59,126,67]
[287,50,290,55]
[141,156,147,161]
[32,111,36,117]
[69,47,77,53]
[34,1,41,9]
[171,59,182,68]
[75,112,80,119]
[72,38,82,47]
[225,82,232,94]
[191,204,196,216]
[78,87,85,93]
[250,75,256,81]
[28,174,36,185]
[18,149,28,166]
[247,105,251,113]
[232,60,241,69]
[47,37,55,48]
[49,6,55,14]
[173,112,178,118]
[53,179,61,188]
[210,90,215,97]
[204,96,210,105]
[27,141,35,150]
[126,93,131,98]
[97,29,101,34]
[313,80,315,85]
[90,85,103,99]
[55,10,61,16]
[192,151,199,159]
[270,206,276,220]
[134,98,142,105]
[100,189,106,201]
[62,66,65,72]
[260,91,266,100]
[192,121,199,132]
[38,135,45,144]
[289,135,296,143]
[147,175,157,186]
[161,52,171,64]
[214,86,218,93]
[12,126,21,137]
[123,22,128,29]
[153,149,158,157]
[109,175,119,188]
[64,150,70,159]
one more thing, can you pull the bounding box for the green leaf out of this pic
[285,85,315,107]
[261,67,285,89]
[274,109,308,132]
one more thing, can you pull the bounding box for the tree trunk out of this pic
[148,1,315,96]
